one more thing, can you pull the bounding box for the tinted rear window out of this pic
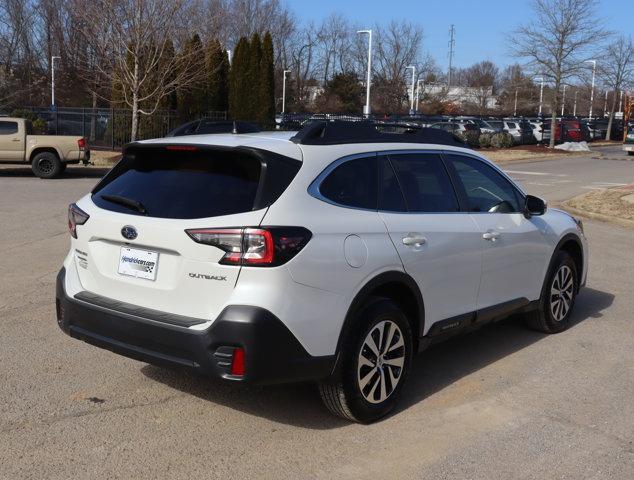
[92,149,263,219]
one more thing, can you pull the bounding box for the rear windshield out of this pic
[92,149,263,219]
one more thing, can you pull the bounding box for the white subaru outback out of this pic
[56,121,588,423]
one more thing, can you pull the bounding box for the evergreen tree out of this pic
[205,38,229,112]
[177,34,207,120]
[229,36,250,120]
[247,33,262,122]
[259,32,275,126]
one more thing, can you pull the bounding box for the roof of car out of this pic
[135,131,303,160]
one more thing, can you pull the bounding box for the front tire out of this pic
[526,251,578,333]
[319,298,413,423]
[31,152,62,179]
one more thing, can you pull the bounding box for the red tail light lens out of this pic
[77,138,86,149]
[185,227,312,267]
[68,203,89,238]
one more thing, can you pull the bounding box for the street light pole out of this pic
[514,89,518,117]
[282,69,291,114]
[357,29,372,116]
[406,65,416,114]
[619,90,624,114]
[415,79,424,112]
[51,55,61,107]
[603,90,608,117]
[573,90,578,116]
[586,60,597,119]
[535,77,544,117]
[561,85,567,116]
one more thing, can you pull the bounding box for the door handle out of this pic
[402,234,426,247]
[482,230,500,241]
[11,138,21,142]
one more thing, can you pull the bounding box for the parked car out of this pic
[0,117,90,178]
[430,122,480,147]
[167,120,259,137]
[57,121,588,423]
[453,116,498,134]
[529,120,551,143]
[624,126,634,156]
[486,119,533,145]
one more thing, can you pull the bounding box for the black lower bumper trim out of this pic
[56,268,335,385]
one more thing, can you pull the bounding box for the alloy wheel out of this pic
[550,265,574,322]
[357,320,406,404]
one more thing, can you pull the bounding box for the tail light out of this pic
[77,138,86,149]
[68,203,89,238]
[186,227,312,267]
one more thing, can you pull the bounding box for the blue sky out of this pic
[285,0,629,71]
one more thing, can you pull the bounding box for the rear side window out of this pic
[378,156,407,212]
[389,153,459,213]
[319,156,377,209]
[0,121,18,135]
[92,148,297,219]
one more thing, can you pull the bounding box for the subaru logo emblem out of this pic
[121,225,137,240]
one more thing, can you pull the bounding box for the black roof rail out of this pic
[290,120,468,147]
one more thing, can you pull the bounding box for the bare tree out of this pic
[76,0,206,141]
[599,36,633,140]
[460,60,499,114]
[511,0,608,147]
[372,20,425,113]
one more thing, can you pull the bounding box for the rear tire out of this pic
[319,297,413,423]
[31,152,62,179]
[628,151,634,156]
[526,251,578,334]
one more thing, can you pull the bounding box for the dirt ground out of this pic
[565,184,634,221]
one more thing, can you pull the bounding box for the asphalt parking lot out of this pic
[1,145,633,479]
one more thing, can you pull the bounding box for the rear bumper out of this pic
[55,268,335,385]
[624,144,634,152]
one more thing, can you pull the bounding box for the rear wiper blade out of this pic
[100,194,148,215]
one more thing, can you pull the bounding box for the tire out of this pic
[319,297,413,423]
[628,151,634,156]
[31,152,62,179]
[525,251,578,334]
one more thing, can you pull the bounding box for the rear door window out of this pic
[92,148,291,219]
[0,121,18,135]
[388,153,459,213]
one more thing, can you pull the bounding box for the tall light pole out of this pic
[281,69,291,114]
[535,77,544,117]
[415,79,425,112]
[603,90,608,117]
[406,65,416,114]
[586,60,596,119]
[357,29,372,116]
[573,90,578,116]
[619,90,624,114]
[513,89,518,117]
[51,55,61,108]
[561,84,567,116]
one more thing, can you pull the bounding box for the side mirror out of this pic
[524,195,547,218]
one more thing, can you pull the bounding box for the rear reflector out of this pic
[185,226,312,267]
[231,347,245,376]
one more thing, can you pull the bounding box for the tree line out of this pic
[0,0,632,143]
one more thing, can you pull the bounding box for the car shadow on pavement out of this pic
[141,286,613,429]
[0,166,109,179]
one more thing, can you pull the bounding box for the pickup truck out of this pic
[0,117,90,178]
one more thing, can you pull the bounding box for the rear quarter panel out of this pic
[26,135,83,162]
